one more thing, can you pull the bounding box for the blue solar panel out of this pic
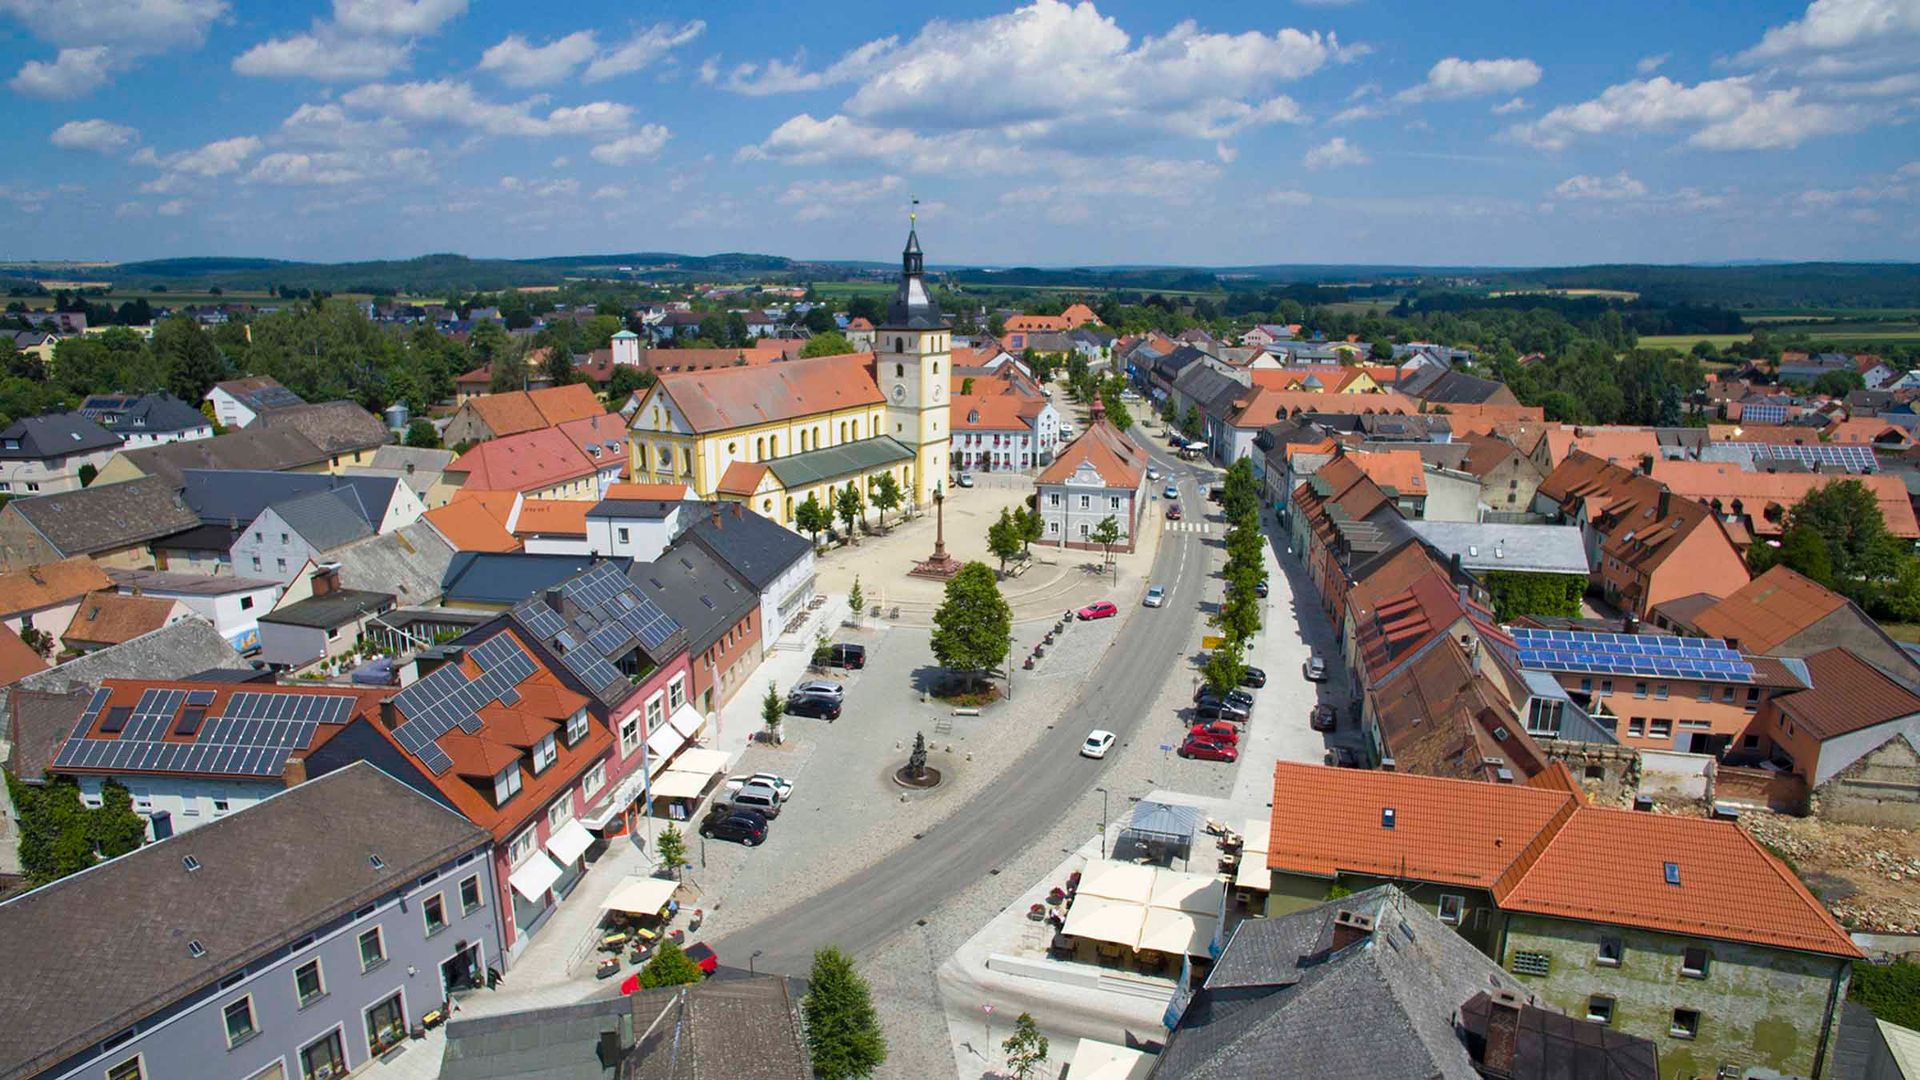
[391,631,538,775]
[1510,628,1754,683]
[1741,403,1789,425]
[1714,442,1879,474]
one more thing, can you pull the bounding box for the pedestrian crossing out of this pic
[1166,521,1212,534]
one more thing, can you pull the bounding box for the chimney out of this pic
[1623,612,1641,635]
[1657,489,1671,519]
[597,1031,623,1069]
[1481,989,1525,1078]
[283,756,307,788]
[732,501,743,518]
[1379,757,1395,772]
[1634,794,1655,812]
[1330,909,1375,952]
[311,565,339,597]
[712,505,723,530]
[379,699,402,730]
[544,588,565,613]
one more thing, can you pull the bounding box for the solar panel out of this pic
[1741,403,1789,425]
[1711,442,1879,474]
[391,632,539,765]
[1511,628,1754,683]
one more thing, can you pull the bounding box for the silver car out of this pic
[791,679,844,701]
[1144,585,1166,607]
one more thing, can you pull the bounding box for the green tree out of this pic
[1785,480,1900,594]
[794,493,830,547]
[1002,1012,1050,1080]
[1214,585,1262,643]
[801,330,853,358]
[1203,639,1248,695]
[1811,369,1865,398]
[655,824,689,879]
[639,939,706,988]
[834,483,865,541]
[849,575,865,621]
[1099,381,1133,431]
[987,508,1024,572]
[542,343,580,386]
[930,561,1012,691]
[871,471,902,527]
[961,376,976,395]
[1090,515,1122,572]
[1181,404,1203,439]
[607,364,654,404]
[761,681,784,741]
[404,418,441,448]
[1016,504,1043,556]
[7,775,146,886]
[153,315,227,401]
[805,947,888,1080]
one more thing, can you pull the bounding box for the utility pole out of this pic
[1096,786,1110,859]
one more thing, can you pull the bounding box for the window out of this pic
[647,694,664,732]
[1526,698,1564,736]
[1650,719,1672,738]
[1079,495,1090,509]
[493,763,521,805]
[1079,523,1089,537]
[106,1057,144,1080]
[1628,718,1645,737]
[1437,895,1465,925]
[620,715,640,755]
[460,874,484,914]
[1510,951,1550,976]
[1671,1008,1700,1039]
[1634,681,1648,699]
[548,796,573,830]
[616,527,630,544]
[1682,946,1711,978]
[423,893,448,935]
[1600,679,1613,696]
[1049,493,1060,507]
[365,992,407,1057]
[530,733,557,775]
[1696,685,1712,702]
[1587,996,1615,1025]
[1721,686,1736,703]
[280,533,289,545]
[357,927,385,972]
[212,798,229,814]
[300,1029,346,1080]
[1654,682,1670,700]
[276,558,287,573]
[565,708,589,746]
[293,959,325,1007]
[669,678,686,710]
[1598,937,1624,967]
[240,596,254,611]
[251,556,263,572]
[223,996,259,1047]
[508,828,536,865]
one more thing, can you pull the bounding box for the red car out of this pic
[1166,505,1183,521]
[1311,704,1337,732]
[621,943,718,994]
[1178,735,1238,762]
[1077,601,1118,620]
[1190,720,1240,742]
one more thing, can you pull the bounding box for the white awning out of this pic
[1138,909,1217,957]
[545,818,594,866]
[1148,870,1224,914]
[1078,860,1155,905]
[1233,858,1272,893]
[668,703,704,740]
[602,875,680,916]
[669,747,729,776]
[1061,897,1147,947]
[507,852,564,902]
[648,768,713,801]
[579,768,651,830]
[646,723,686,766]
[1068,1039,1154,1080]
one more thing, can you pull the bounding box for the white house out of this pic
[585,486,696,561]
[108,567,284,655]
[950,394,1061,474]
[203,376,306,429]
[230,482,425,584]
[1034,409,1150,554]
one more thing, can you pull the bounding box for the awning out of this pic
[668,703,704,741]
[1234,818,1273,892]
[670,747,729,776]
[602,875,680,916]
[507,852,564,902]
[1061,897,1147,947]
[648,769,714,801]
[1068,1039,1154,1080]
[580,768,651,830]
[1148,870,1224,914]
[1078,861,1156,905]
[1138,909,1218,957]
[646,723,687,763]
[545,819,594,866]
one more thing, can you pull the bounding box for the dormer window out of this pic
[493,763,523,805]
[565,708,589,745]
[530,733,557,774]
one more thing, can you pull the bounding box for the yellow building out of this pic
[626,225,950,530]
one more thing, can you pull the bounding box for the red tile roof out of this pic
[1650,460,1920,538]
[952,394,1040,432]
[0,558,113,618]
[1036,419,1146,489]
[61,592,179,648]
[513,500,591,538]
[448,428,597,494]
[603,482,690,501]
[1775,647,1920,741]
[422,491,521,553]
[1348,449,1428,497]
[714,461,769,496]
[1690,566,1848,654]
[0,630,48,686]
[650,353,883,433]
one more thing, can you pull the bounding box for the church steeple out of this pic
[903,220,923,278]
[881,209,945,330]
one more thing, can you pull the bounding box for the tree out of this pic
[7,775,146,886]
[153,315,226,401]
[805,947,888,1080]
[1090,515,1122,572]
[961,376,975,395]
[1203,640,1248,695]
[802,305,838,334]
[1003,1013,1050,1080]
[542,343,580,386]
[1752,524,1836,587]
[639,939,706,988]
[404,418,441,448]
[1812,369,1865,398]
[849,575,865,622]
[655,824,689,879]
[1016,504,1043,556]
[871,471,902,527]
[607,364,654,404]
[1181,404,1203,439]
[834,483,865,541]
[930,562,1012,691]
[802,330,853,358]
[1785,480,1901,594]
[988,507,1024,572]
[1099,381,1134,431]
[761,681,784,742]
[795,493,830,546]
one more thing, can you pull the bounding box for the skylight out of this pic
[1663,862,1680,886]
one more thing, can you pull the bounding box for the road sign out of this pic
[1201,635,1225,650]
[1158,744,1174,752]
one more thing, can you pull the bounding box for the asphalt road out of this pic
[715,431,1214,975]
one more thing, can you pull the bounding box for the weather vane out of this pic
[910,196,919,227]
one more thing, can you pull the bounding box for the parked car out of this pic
[683,942,719,975]
[1208,486,1224,503]
[1077,601,1119,620]
[726,772,794,800]
[1311,704,1338,732]
[700,809,770,846]
[1241,666,1267,688]
[1081,729,1117,759]
[717,787,782,819]
[1178,735,1238,762]
[1190,720,1240,742]
[956,473,975,488]
[1147,468,1161,481]
[1193,686,1255,709]
[1195,699,1250,723]
[1327,746,1361,769]
[786,694,841,721]
[1253,580,1270,598]
[1166,505,1183,521]
[1163,484,1179,500]
[1144,585,1166,607]
[1304,655,1327,681]
[733,780,787,807]
[825,643,867,669]
[791,679,844,701]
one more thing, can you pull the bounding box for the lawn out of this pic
[1641,324,1920,350]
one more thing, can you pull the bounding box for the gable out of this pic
[632,385,695,437]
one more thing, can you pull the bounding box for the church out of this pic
[625,224,951,532]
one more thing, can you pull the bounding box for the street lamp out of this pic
[1095,786,1110,859]
[1005,634,1015,701]
[750,949,764,976]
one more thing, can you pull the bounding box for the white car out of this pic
[791,679,843,701]
[1144,585,1166,607]
[1147,468,1161,481]
[725,772,794,801]
[1082,729,1117,759]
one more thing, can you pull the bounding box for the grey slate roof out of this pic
[1405,521,1590,577]
[878,227,946,331]
[211,376,304,413]
[1401,367,1509,405]
[629,542,756,654]
[7,474,200,555]
[76,391,207,435]
[442,553,620,607]
[252,400,391,455]
[357,445,457,499]
[763,436,914,491]
[442,996,629,1080]
[8,618,247,700]
[267,488,378,552]
[0,762,490,1080]
[1458,991,1659,1080]
[330,521,454,606]
[1154,885,1528,1080]
[678,502,811,591]
[180,468,401,528]
[0,413,120,460]
[259,586,392,628]
[4,687,92,783]
[623,977,811,1080]
[1172,362,1252,421]
[115,426,330,490]
[106,567,279,595]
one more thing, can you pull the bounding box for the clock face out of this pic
[891,384,907,402]
[932,384,943,402]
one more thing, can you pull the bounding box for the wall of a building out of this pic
[1815,733,1920,827]
[231,508,322,585]
[689,608,761,712]
[76,774,281,839]
[256,620,329,669]
[1420,469,1482,523]
[0,447,120,495]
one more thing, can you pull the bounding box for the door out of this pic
[365,992,406,1056]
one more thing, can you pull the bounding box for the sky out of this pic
[0,0,1916,268]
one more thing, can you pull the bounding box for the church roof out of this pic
[879,226,947,331]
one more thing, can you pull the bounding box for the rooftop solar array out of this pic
[1510,628,1755,683]
[391,632,539,776]
[1740,403,1789,426]
[1711,442,1878,474]
[51,687,355,778]
[509,562,683,696]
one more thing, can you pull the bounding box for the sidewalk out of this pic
[711,593,852,758]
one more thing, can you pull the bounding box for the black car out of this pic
[1311,703,1338,731]
[701,808,770,846]
[1327,746,1361,769]
[1241,666,1267,688]
[1253,580,1270,598]
[1195,699,1251,722]
[1193,686,1255,710]
[786,694,842,721]
[826,643,867,669]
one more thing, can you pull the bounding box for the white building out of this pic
[1034,407,1150,553]
[951,395,1062,473]
[107,568,284,655]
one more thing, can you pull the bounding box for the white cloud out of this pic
[278,102,406,148]
[1491,96,1528,114]
[592,184,627,200]
[741,113,993,173]
[478,31,598,87]
[342,80,633,136]
[155,197,187,216]
[1636,53,1669,74]
[11,46,112,98]
[233,29,410,80]
[332,0,467,37]
[581,20,706,81]
[50,117,137,151]
[499,175,578,198]
[1303,136,1369,168]
[719,38,897,95]
[1264,189,1313,206]
[776,174,903,221]
[138,134,261,177]
[1737,0,1920,66]
[244,146,429,187]
[551,155,569,168]
[1397,56,1541,102]
[589,125,671,164]
[1553,171,1648,200]
[1510,75,1847,151]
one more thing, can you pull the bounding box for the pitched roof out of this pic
[1543,427,1661,468]
[1347,449,1427,497]
[461,384,607,438]
[77,391,207,435]
[630,542,756,653]
[515,499,591,537]
[61,591,179,647]
[448,427,597,493]
[0,763,490,1080]
[952,393,1041,432]
[1037,419,1147,488]
[763,436,914,490]
[267,488,378,551]
[1651,460,1920,538]
[331,521,456,607]
[1775,647,1920,741]
[678,501,812,590]
[1231,389,1420,429]
[0,631,48,688]
[650,352,883,433]
[0,413,120,460]
[602,482,690,501]
[555,412,628,473]
[7,475,200,555]
[210,376,304,413]
[4,620,249,708]
[5,687,88,781]
[424,490,522,553]
[715,460,769,496]
[1370,635,1547,783]
[441,552,608,606]
[112,425,330,489]
[1690,565,1849,654]
[179,468,400,528]
[0,557,113,617]
[252,400,390,455]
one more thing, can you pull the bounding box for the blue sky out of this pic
[1,0,1916,267]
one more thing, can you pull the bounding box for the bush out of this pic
[1852,960,1920,1029]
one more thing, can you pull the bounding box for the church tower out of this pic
[876,216,950,506]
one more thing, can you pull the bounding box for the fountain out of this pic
[892,730,944,789]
